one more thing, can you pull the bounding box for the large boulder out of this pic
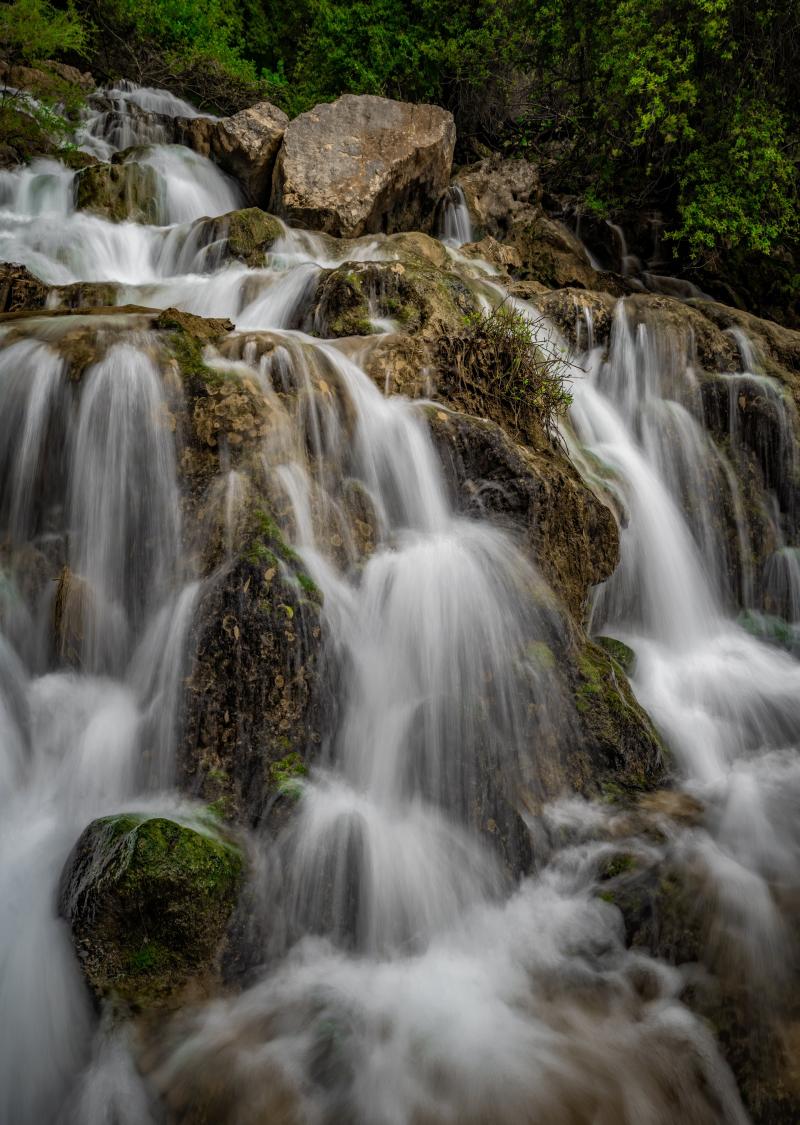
[270,94,456,237]
[59,812,244,1010]
[177,102,289,206]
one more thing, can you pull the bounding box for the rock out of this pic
[595,634,636,674]
[308,257,478,340]
[0,263,49,312]
[604,856,800,1125]
[453,157,542,239]
[573,640,663,792]
[177,102,288,205]
[359,333,436,397]
[0,263,120,314]
[59,812,243,1009]
[535,288,617,348]
[43,60,95,89]
[427,406,618,621]
[53,566,92,666]
[270,94,456,237]
[459,235,522,274]
[73,160,160,224]
[200,207,284,267]
[178,509,326,826]
[509,213,619,291]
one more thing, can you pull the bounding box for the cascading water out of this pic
[1,81,798,1125]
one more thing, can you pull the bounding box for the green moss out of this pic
[244,509,322,603]
[526,640,556,671]
[226,208,283,266]
[594,635,636,674]
[600,852,636,879]
[61,813,244,1009]
[575,641,663,795]
[269,751,308,799]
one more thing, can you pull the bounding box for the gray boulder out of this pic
[270,94,456,237]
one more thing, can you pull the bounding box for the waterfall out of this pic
[439,184,473,247]
[1,79,798,1124]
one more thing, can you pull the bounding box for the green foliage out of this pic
[0,0,89,66]
[441,302,572,438]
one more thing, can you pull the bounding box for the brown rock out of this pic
[177,102,288,205]
[270,94,456,237]
[454,157,542,239]
[0,263,49,312]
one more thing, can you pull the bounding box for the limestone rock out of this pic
[427,405,618,621]
[59,813,243,1009]
[308,257,478,340]
[270,94,456,237]
[178,102,289,205]
[453,157,542,239]
[0,263,49,312]
[74,160,160,224]
[178,512,326,826]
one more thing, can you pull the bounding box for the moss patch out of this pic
[225,208,283,266]
[59,813,244,1010]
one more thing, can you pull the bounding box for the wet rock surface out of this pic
[59,813,244,1010]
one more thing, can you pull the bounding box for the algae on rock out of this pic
[59,813,243,1010]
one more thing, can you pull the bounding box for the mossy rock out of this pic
[59,813,244,1010]
[179,507,327,826]
[574,640,663,793]
[594,634,636,674]
[74,161,161,224]
[309,258,479,341]
[225,207,283,266]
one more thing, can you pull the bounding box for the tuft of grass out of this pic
[439,301,572,441]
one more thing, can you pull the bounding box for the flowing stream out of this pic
[0,84,798,1124]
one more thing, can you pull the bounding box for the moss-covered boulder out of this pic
[308,257,479,340]
[197,207,284,268]
[74,161,160,224]
[573,640,663,793]
[59,813,244,1010]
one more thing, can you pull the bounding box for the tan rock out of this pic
[270,94,456,237]
[177,102,288,205]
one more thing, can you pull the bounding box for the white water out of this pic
[1,82,798,1124]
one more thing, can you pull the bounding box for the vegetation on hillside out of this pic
[1,0,798,308]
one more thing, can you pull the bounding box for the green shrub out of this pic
[439,302,572,439]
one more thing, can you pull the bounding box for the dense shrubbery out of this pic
[2,0,798,297]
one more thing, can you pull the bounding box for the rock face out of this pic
[453,157,542,239]
[178,102,289,205]
[59,813,243,1009]
[178,514,326,827]
[270,94,456,237]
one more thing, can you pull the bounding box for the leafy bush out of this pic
[439,303,572,440]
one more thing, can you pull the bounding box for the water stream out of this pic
[0,83,798,1124]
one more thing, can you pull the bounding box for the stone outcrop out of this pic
[308,256,478,340]
[177,513,326,828]
[73,160,160,223]
[270,94,456,237]
[453,157,542,239]
[177,102,289,206]
[59,812,243,1010]
[427,405,618,621]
